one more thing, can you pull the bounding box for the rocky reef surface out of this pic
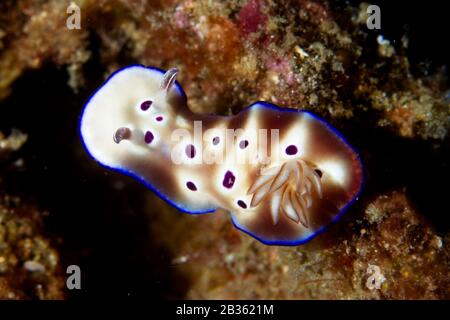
[0,0,448,299]
[0,130,64,299]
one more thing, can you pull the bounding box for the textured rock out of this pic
[152,191,449,299]
[0,130,65,299]
[0,195,65,299]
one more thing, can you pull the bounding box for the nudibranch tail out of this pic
[80,65,363,246]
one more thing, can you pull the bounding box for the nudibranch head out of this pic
[80,65,363,246]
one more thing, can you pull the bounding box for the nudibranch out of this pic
[80,65,363,245]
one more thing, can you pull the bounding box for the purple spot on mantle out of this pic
[144,131,154,144]
[223,171,235,189]
[212,136,220,145]
[140,100,152,111]
[186,181,197,191]
[185,144,196,158]
[155,116,163,122]
[239,140,249,149]
[237,200,247,209]
[285,145,298,155]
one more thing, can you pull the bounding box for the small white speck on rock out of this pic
[24,260,46,273]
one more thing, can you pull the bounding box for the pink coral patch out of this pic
[238,0,268,35]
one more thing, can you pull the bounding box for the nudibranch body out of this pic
[80,65,363,245]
